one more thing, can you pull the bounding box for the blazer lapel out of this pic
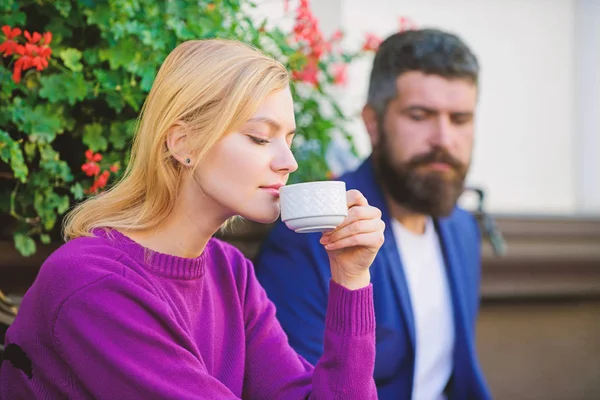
[435,218,472,398]
[352,158,416,351]
[436,219,470,334]
[381,229,416,350]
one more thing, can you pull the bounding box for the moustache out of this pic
[406,149,465,172]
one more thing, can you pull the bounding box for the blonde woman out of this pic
[0,39,384,399]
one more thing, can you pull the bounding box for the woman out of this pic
[0,39,384,399]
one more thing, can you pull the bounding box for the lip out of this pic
[423,162,452,172]
[260,183,283,197]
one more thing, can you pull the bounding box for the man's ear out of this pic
[362,105,380,148]
[166,121,191,166]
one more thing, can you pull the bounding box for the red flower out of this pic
[3,26,53,83]
[86,170,111,194]
[0,25,22,57]
[1,25,21,39]
[332,64,347,86]
[292,59,319,86]
[81,150,102,177]
[81,150,118,194]
[330,30,344,42]
[362,33,382,52]
[24,30,41,44]
[95,170,110,188]
[42,31,52,46]
[398,16,417,32]
[86,149,102,162]
[291,0,329,85]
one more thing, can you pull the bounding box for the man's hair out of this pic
[367,28,480,116]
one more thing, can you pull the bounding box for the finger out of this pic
[346,189,369,208]
[323,205,382,236]
[324,230,385,251]
[322,218,385,245]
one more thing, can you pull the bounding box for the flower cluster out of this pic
[0,25,53,83]
[291,0,329,85]
[362,33,382,52]
[289,1,417,86]
[362,17,417,52]
[81,150,120,194]
[290,1,350,86]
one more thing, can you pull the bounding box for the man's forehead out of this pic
[394,71,478,109]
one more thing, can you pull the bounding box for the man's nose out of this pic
[430,115,453,148]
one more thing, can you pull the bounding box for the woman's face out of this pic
[194,87,298,224]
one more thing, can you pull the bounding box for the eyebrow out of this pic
[246,117,296,135]
[402,105,473,117]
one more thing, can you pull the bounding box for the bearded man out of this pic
[256,29,492,400]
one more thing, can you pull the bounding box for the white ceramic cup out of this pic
[279,181,348,233]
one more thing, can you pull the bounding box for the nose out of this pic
[430,115,453,149]
[272,142,298,174]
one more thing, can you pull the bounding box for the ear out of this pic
[361,105,380,148]
[166,121,191,166]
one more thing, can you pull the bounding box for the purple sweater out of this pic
[0,229,376,399]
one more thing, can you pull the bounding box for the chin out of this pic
[240,206,281,225]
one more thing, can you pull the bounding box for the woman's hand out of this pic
[320,189,385,290]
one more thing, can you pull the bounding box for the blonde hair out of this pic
[63,39,290,240]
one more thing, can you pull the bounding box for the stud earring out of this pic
[185,158,191,164]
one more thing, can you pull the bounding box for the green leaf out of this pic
[82,123,108,151]
[0,10,25,26]
[93,69,122,90]
[0,0,16,12]
[83,49,100,65]
[70,182,84,200]
[13,104,64,143]
[57,194,70,214]
[98,38,140,70]
[37,143,73,182]
[39,72,89,105]
[59,48,84,72]
[24,142,37,161]
[109,121,130,150]
[0,65,16,99]
[37,75,62,103]
[40,233,51,244]
[33,188,61,231]
[138,63,158,91]
[0,129,28,182]
[14,233,36,257]
[105,91,125,112]
[122,88,143,111]
[9,143,28,182]
[82,3,112,27]
[53,0,72,18]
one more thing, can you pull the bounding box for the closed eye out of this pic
[409,112,427,121]
[451,113,473,125]
[248,135,270,145]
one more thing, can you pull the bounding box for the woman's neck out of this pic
[124,178,231,259]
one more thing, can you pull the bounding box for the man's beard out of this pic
[373,130,469,218]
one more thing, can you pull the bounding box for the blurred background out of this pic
[1,1,599,399]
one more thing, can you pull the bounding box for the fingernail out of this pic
[325,243,334,249]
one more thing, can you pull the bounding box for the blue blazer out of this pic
[255,157,492,400]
